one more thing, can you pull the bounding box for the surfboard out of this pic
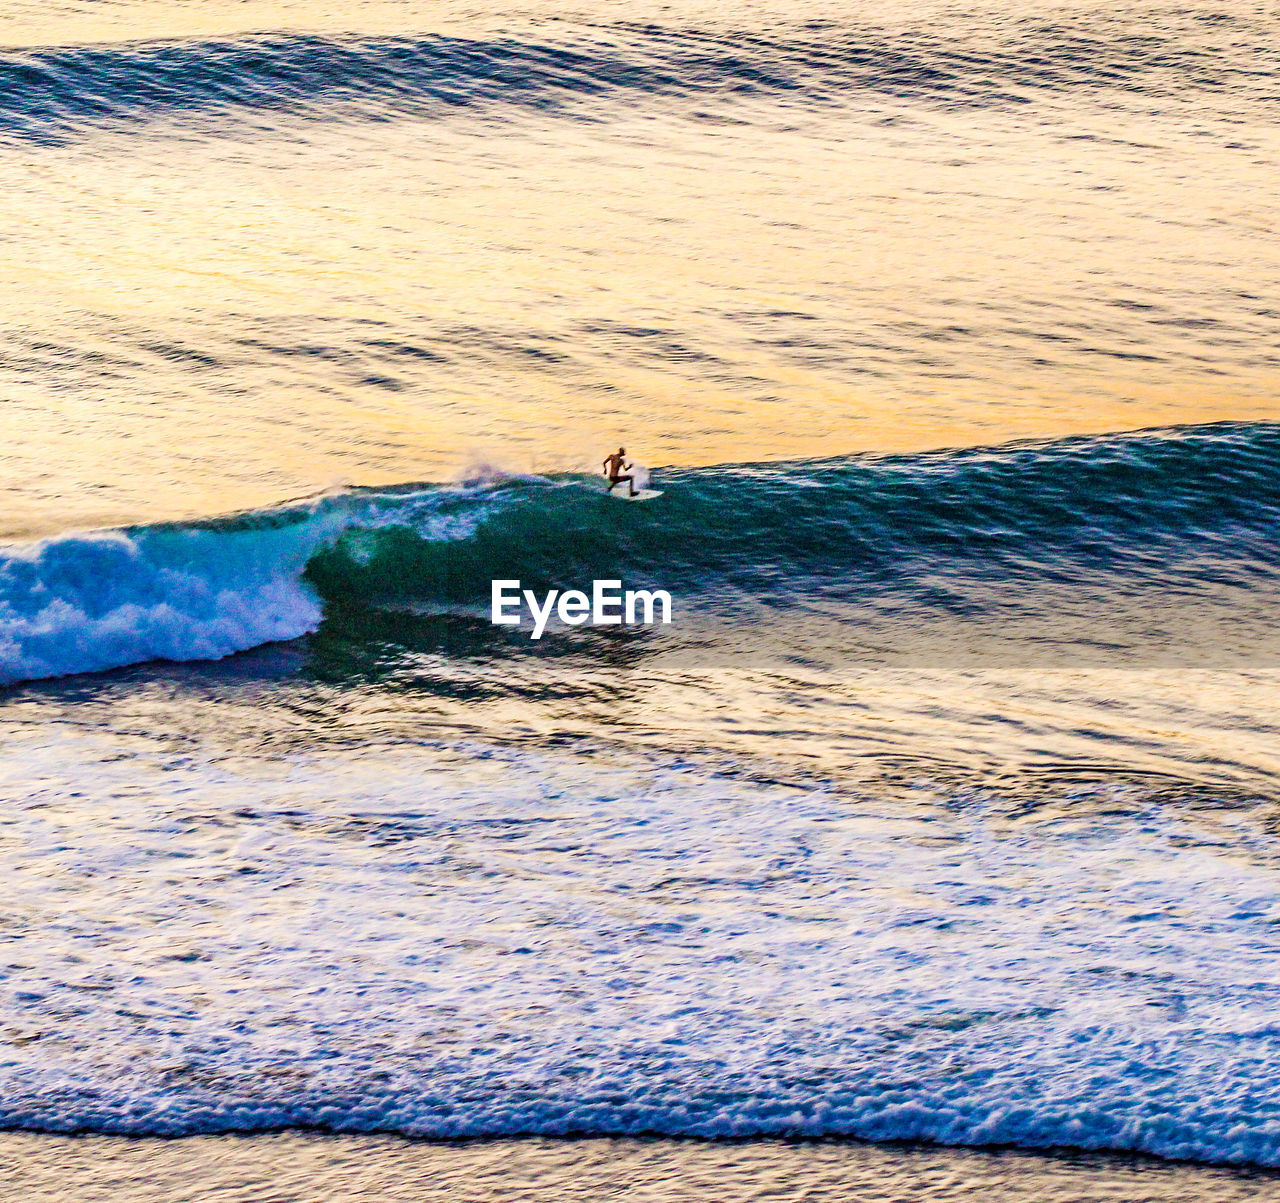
[608,488,663,502]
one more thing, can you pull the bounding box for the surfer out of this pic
[603,447,638,497]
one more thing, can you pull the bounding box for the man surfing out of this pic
[603,446,638,497]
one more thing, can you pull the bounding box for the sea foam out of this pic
[0,738,1278,1166]
[0,486,500,686]
[0,523,326,685]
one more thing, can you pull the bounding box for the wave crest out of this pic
[5,422,1280,686]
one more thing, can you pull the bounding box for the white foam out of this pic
[0,522,329,685]
[1,729,1279,1165]
[0,487,501,685]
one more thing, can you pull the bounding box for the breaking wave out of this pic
[4,421,1280,686]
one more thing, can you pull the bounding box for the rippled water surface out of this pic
[5,1133,1280,1202]
[1,0,1278,534]
[2,0,1280,1195]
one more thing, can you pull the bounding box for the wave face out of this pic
[307,421,1280,605]
[0,13,1275,141]
[3,422,1279,687]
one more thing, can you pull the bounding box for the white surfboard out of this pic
[608,487,663,502]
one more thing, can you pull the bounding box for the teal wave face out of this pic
[306,422,1280,610]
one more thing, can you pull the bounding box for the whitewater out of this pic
[3,721,1280,1166]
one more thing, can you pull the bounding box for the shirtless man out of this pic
[603,446,638,497]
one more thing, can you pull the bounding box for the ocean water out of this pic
[3,0,1280,1194]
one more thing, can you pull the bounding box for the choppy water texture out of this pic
[2,0,1280,1194]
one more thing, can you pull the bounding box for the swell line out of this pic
[0,13,1275,143]
[3,423,1280,686]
